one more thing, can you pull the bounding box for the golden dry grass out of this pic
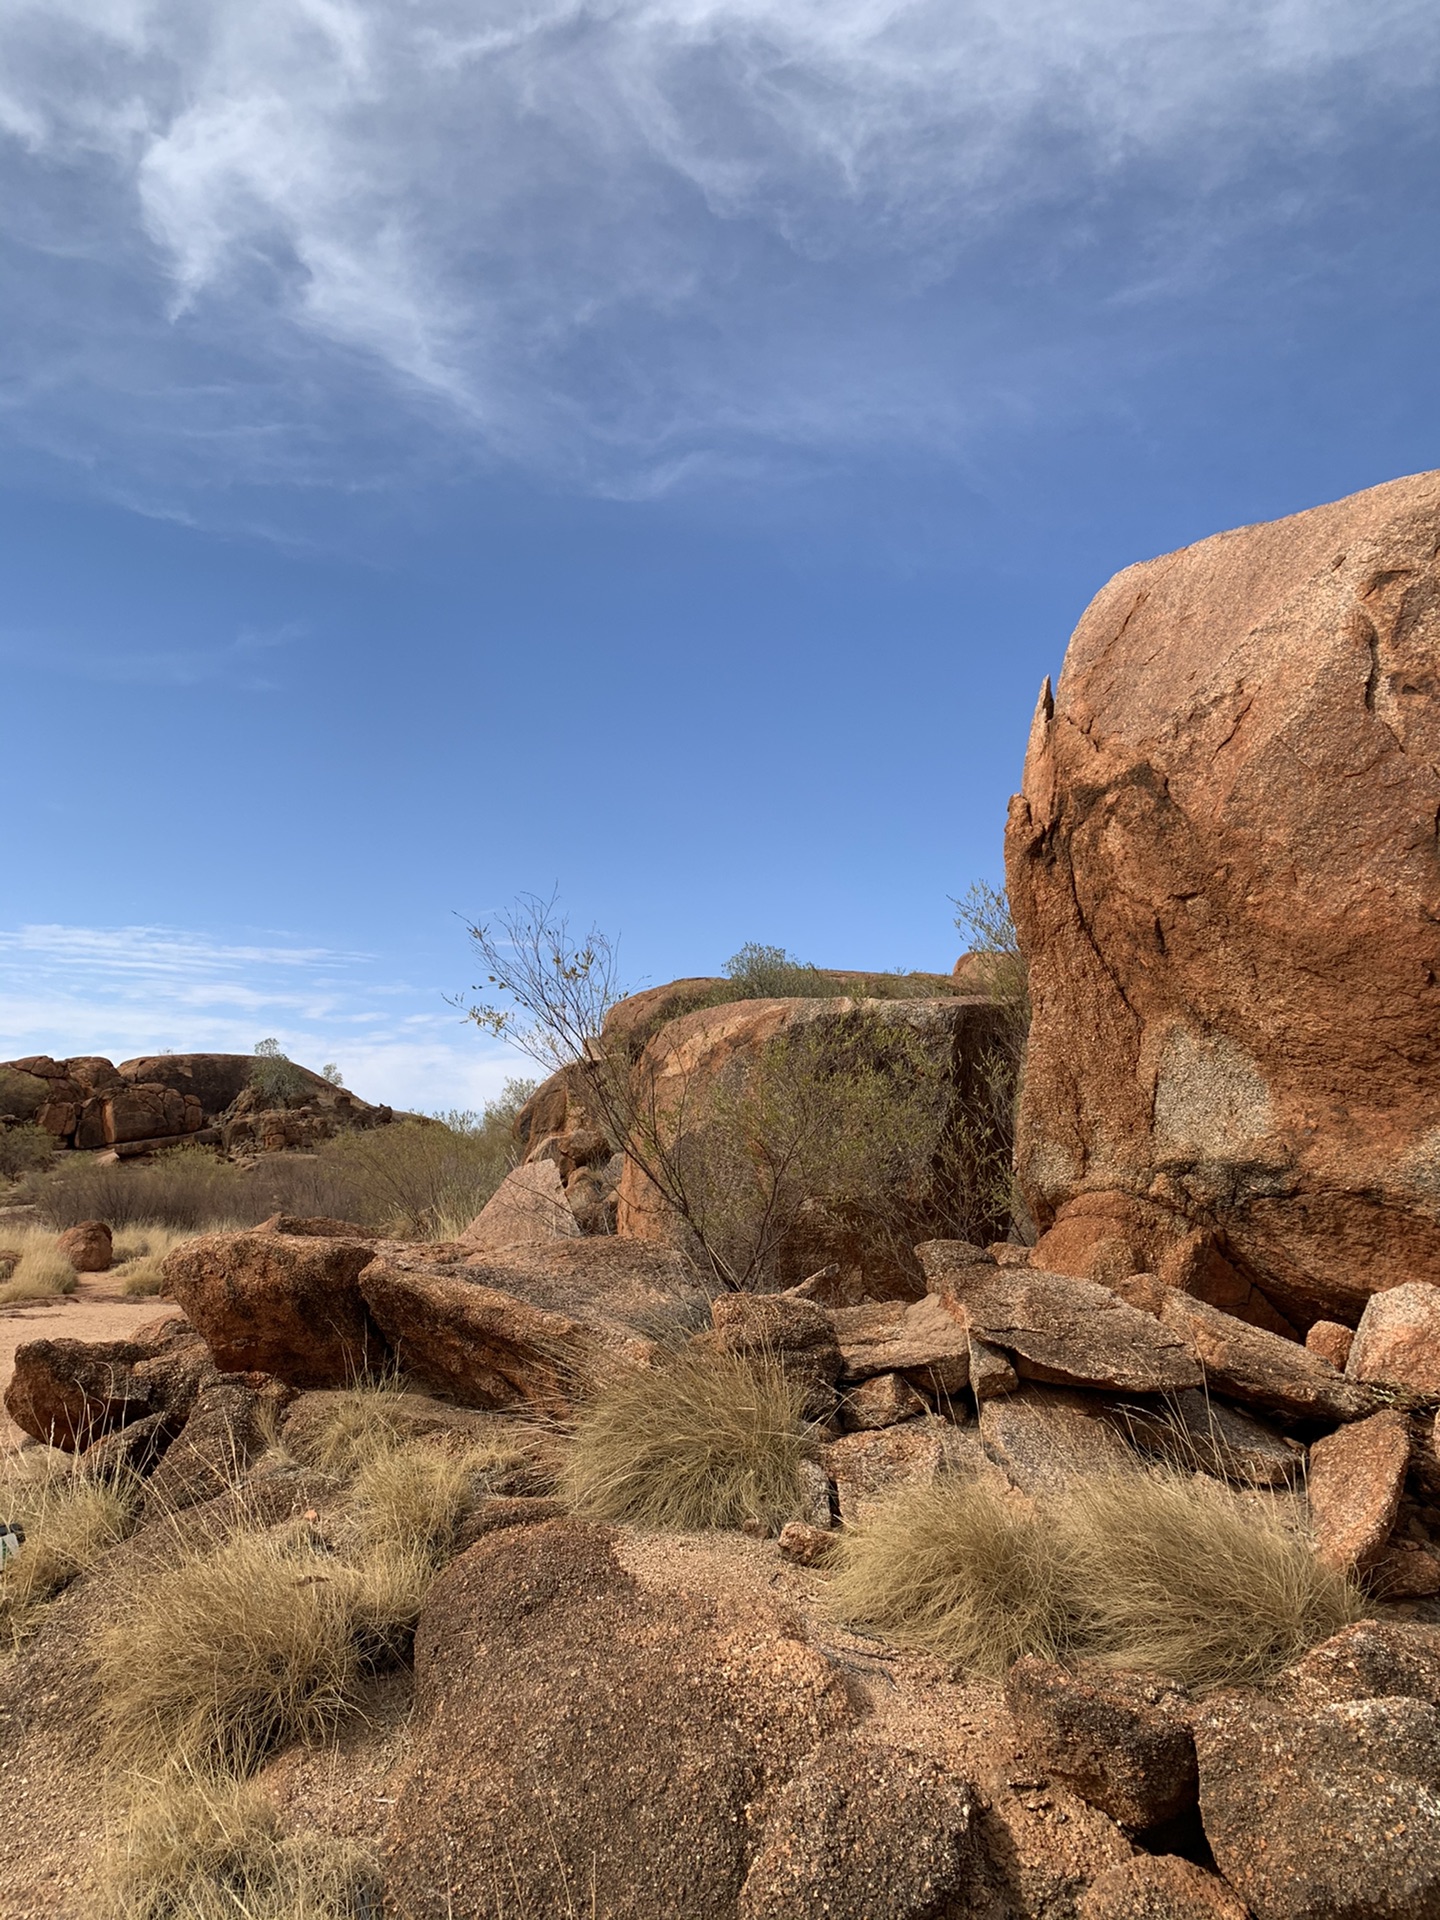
[113,1224,214,1297]
[828,1479,1079,1676]
[284,1378,422,1475]
[829,1467,1364,1691]
[0,1448,136,1637]
[96,1524,365,1773]
[0,1226,80,1305]
[562,1344,816,1534]
[102,1770,378,1920]
[346,1441,472,1560]
[1062,1469,1364,1690]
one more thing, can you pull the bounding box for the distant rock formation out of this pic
[0,1051,390,1157]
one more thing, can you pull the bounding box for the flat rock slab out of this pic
[978,1386,1139,1496]
[1307,1409,1411,1574]
[1195,1692,1440,1920]
[821,1416,996,1524]
[938,1266,1202,1394]
[840,1371,928,1429]
[1122,1388,1304,1487]
[360,1262,648,1415]
[829,1294,971,1392]
[1278,1620,1440,1709]
[1157,1291,1375,1424]
[1347,1282,1440,1395]
[458,1160,580,1252]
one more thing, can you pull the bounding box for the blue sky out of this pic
[3,0,1440,1108]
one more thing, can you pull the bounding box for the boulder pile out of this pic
[4,1199,1439,1917]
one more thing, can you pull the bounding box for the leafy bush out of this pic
[248,1039,311,1107]
[644,1001,1008,1286]
[708,942,958,1006]
[563,1346,815,1534]
[0,1122,56,1181]
[830,1468,1363,1690]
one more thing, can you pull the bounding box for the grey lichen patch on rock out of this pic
[1151,1025,1276,1164]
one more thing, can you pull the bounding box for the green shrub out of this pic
[563,1346,815,1534]
[248,1039,310,1107]
[0,1122,56,1181]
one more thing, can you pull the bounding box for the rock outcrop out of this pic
[1007,470,1440,1329]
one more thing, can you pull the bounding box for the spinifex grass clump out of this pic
[830,1467,1364,1690]
[563,1344,815,1534]
[102,1770,378,1920]
[0,1449,137,1639]
[828,1480,1081,1676]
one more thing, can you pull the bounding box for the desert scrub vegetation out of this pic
[20,1084,532,1238]
[462,893,1014,1287]
[0,1119,56,1180]
[102,1770,378,1920]
[0,1449,137,1640]
[829,1469,1364,1689]
[563,1345,816,1534]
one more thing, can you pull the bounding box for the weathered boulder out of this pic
[4,1335,154,1449]
[142,1383,269,1515]
[55,1219,112,1273]
[458,1234,702,1329]
[969,1333,1020,1400]
[1005,1657,1197,1831]
[383,1520,858,1919]
[359,1262,646,1415]
[162,1230,383,1388]
[1308,1409,1410,1574]
[738,1735,979,1920]
[1077,1856,1249,1920]
[1346,1282,1440,1394]
[458,1160,580,1252]
[1306,1319,1355,1368]
[935,1265,1202,1395]
[1194,1691,1440,1920]
[840,1371,928,1428]
[706,1291,841,1413]
[1007,471,1440,1330]
[614,995,1012,1293]
[1278,1619,1440,1708]
[1157,1292,1374,1424]
[829,1293,973,1393]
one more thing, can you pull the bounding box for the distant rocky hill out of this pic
[0,1052,391,1158]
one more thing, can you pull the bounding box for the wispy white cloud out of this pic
[0,0,1436,498]
[0,921,525,1110]
[0,619,308,688]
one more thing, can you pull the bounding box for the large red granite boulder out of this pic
[1006,471,1440,1329]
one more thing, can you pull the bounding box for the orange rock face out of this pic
[1006,471,1440,1328]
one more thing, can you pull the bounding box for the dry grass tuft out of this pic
[562,1344,816,1534]
[96,1525,363,1773]
[346,1442,472,1561]
[113,1224,211,1298]
[0,1229,80,1305]
[285,1379,421,1475]
[830,1467,1364,1691]
[828,1479,1078,1676]
[102,1769,378,1920]
[0,1449,136,1635]
[1062,1469,1364,1691]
